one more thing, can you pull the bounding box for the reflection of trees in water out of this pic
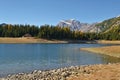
[102,54,120,63]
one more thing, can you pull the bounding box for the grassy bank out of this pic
[0,37,95,44]
[97,40,120,44]
[81,46,120,58]
[0,37,68,43]
[0,37,93,44]
[0,37,120,44]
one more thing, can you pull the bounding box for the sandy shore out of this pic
[80,46,120,58]
[0,63,120,80]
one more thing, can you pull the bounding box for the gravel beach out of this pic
[0,63,120,80]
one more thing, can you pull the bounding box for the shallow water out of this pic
[0,43,120,76]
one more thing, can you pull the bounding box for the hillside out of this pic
[92,16,120,32]
[57,16,120,33]
[100,24,120,40]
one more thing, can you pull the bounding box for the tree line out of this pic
[0,24,120,40]
[0,24,39,37]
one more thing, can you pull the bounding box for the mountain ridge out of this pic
[57,19,93,32]
[57,16,120,33]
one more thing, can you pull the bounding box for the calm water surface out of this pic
[0,43,120,76]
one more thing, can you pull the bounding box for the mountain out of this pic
[0,23,7,27]
[57,19,93,32]
[57,16,120,33]
[88,16,120,32]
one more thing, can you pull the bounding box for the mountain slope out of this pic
[57,16,120,33]
[89,16,120,33]
[102,24,120,40]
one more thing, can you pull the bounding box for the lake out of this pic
[0,43,120,77]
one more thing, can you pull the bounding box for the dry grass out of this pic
[80,46,120,58]
[0,37,67,43]
[97,40,120,44]
[0,38,120,44]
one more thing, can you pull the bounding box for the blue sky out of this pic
[0,0,120,25]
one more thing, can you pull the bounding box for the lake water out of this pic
[0,43,120,77]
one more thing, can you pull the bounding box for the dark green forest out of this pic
[0,24,120,40]
[0,24,39,37]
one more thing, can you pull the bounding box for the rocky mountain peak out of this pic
[57,19,93,32]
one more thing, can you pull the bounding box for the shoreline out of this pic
[0,63,120,80]
[0,37,96,44]
[0,37,120,44]
[0,37,68,44]
[80,45,120,58]
[96,40,120,44]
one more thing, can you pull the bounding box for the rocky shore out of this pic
[0,63,120,80]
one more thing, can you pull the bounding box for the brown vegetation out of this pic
[97,40,120,44]
[81,46,120,58]
[0,37,67,43]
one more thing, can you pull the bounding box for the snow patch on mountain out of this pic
[57,19,98,32]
